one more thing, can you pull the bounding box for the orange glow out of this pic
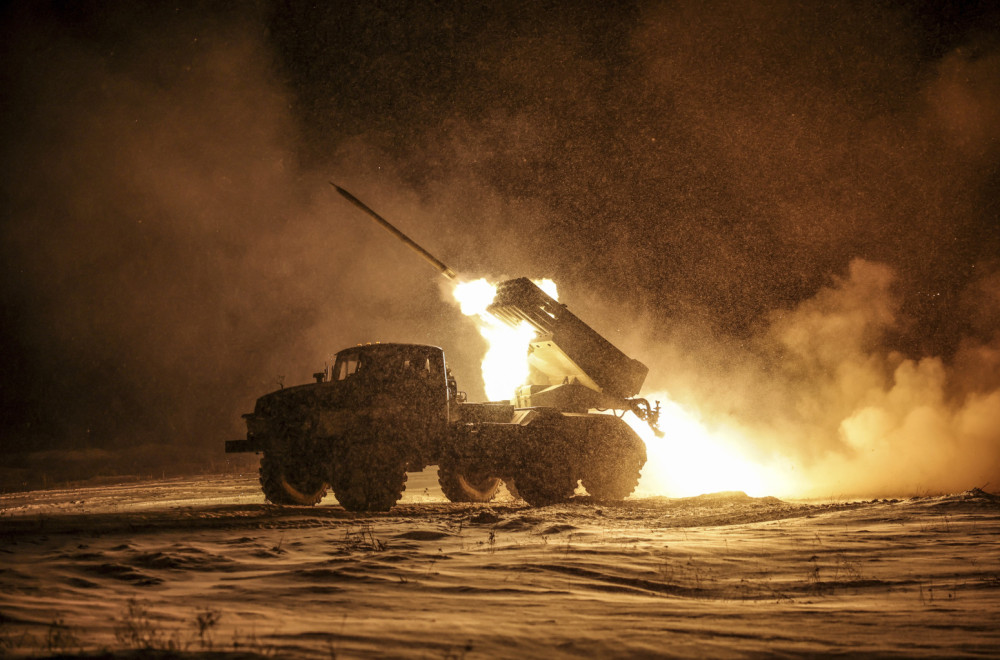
[627,394,797,498]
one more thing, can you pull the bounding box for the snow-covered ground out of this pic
[2,472,999,658]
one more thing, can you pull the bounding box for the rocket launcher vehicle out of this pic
[332,183,662,435]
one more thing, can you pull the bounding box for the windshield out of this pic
[332,346,439,382]
[334,352,362,380]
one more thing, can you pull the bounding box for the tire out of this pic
[579,416,646,501]
[330,441,408,512]
[437,463,501,502]
[513,415,578,507]
[513,464,576,506]
[513,443,577,507]
[259,452,329,505]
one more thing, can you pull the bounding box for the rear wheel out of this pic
[513,463,576,506]
[438,463,501,502]
[580,416,647,501]
[514,441,577,506]
[514,416,578,506]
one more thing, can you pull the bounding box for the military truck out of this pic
[225,187,660,511]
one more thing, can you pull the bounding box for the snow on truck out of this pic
[225,185,661,511]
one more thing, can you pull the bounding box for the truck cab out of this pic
[323,343,450,414]
[229,343,450,456]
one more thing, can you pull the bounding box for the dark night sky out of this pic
[1,1,998,488]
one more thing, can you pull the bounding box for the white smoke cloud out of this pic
[637,258,1000,497]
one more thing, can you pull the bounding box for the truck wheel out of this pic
[514,469,576,506]
[333,466,407,512]
[513,451,577,506]
[259,452,329,505]
[331,445,408,513]
[437,464,501,502]
[581,448,643,500]
[514,417,579,506]
[580,417,647,501]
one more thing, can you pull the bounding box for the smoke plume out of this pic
[634,259,999,497]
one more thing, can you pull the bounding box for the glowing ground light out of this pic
[627,396,795,498]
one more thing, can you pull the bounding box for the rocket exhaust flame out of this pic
[453,278,557,401]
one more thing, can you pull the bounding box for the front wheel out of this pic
[259,452,329,505]
[330,443,408,512]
